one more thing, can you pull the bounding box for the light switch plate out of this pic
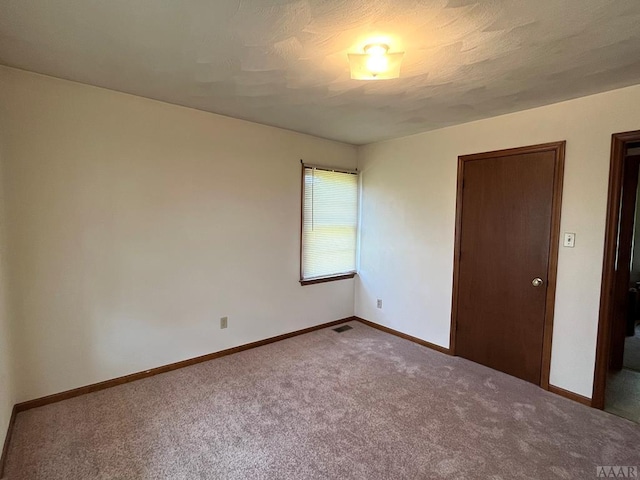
[563,233,576,248]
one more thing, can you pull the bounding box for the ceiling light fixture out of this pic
[348,43,404,80]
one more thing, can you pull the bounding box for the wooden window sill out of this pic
[299,273,356,286]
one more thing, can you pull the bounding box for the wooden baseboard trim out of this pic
[354,317,451,355]
[0,405,17,479]
[548,385,592,407]
[15,316,356,413]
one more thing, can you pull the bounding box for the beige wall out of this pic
[0,141,14,454]
[4,62,640,406]
[0,66,358,402]
[356,83,640,398]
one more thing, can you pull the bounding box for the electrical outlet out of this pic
[377,299,382,309]
[220,316,228,329]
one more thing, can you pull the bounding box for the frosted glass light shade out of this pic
[348,51,404,80]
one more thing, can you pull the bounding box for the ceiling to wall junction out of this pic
[1,0,640,144]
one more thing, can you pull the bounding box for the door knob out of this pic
[532,277,544,287]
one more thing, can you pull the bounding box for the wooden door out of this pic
[452,143,564,385]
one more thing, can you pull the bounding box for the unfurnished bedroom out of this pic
[0,1,639,478]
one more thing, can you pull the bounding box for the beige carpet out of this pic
[5,321,640,479]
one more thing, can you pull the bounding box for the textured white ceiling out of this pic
[1,0,640,144]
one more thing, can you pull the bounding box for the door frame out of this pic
[592,129,640,409]
[449,141,566,390]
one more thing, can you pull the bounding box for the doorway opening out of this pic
[594,130,640,422]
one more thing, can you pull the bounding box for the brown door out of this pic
[453,143,564,385]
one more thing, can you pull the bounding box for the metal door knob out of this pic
[532,277,544,287]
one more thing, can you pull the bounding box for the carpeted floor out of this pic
[606,368,640,423]
[624,324,640,372]
[604,324,640,423]
[5,321,640,479]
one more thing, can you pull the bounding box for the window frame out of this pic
[299,162,358,286]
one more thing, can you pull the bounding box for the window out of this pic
[300,164,358,285]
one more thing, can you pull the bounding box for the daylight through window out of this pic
[301,165,358,284]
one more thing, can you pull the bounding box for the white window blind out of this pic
[302,166,358,281]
